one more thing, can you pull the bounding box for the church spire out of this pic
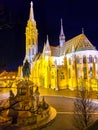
[45,35,51,51]
[43,35,51,56]
[24,1,38,63]
[46,35,49,46]
[29,1,35,21]
[59,19,65,47]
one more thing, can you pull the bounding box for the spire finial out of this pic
[59,18,65,47]
[82,28,84,34]
[47,35,48,40]
[31,1,33,6]
[46,35,49,45]
[29,1,35,21]
[61,18,62,26]
[60,18,64,35]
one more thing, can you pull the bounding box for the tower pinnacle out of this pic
[60,18,64,35]
[29,1,35,21]
[46,35,49,45]
[59,18,65,47]
[43,35,51,56]
[82,28,84,34]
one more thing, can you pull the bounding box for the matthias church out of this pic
[17,1,98,91]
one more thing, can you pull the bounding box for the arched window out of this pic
[83,55,86,64]
[89,66,93,78]
[89,55,93,63]
[94,56,97,63]
[90,66,92,72]
[76,56,80,64]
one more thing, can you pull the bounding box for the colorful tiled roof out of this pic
[61,34,96,55]
[41,33,96,57]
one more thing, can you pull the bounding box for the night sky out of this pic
[0,0,98,71]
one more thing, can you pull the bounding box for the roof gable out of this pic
[61,34,96,55]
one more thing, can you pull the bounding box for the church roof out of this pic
[42,33,96,57]
[60,33,96,55]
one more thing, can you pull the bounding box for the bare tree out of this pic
[73,88,96,130]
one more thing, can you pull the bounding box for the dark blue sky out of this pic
[0,0,98,71]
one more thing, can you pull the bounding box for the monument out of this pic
[0,80,56,129]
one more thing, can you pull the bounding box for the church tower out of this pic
[43,35,51,57]
[59,19,65,47]
[24,1,38,63]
